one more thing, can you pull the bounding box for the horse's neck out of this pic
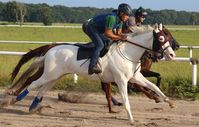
[121,31,154,61]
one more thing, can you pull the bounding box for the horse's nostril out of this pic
[170,54,173,57]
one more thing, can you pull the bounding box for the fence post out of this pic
[190,58,198,86]
[188,48,193,58]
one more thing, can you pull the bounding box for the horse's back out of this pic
[44,44,82,72]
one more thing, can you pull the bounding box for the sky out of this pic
[1,0,199,12]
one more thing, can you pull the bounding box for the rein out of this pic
[126,40,152,51]
[126,40,161,54]
[116,38,168,62]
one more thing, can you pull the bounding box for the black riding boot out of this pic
[88,56,102,75]
[88,64,101,75]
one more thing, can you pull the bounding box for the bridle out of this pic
[116,31,173,62]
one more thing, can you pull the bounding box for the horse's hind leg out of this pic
[15,76,46,102]
[7,57,44,94]
[0,67,45,108]
[15,53,62,102]
[14,66,44,96]
[29,80,56,113]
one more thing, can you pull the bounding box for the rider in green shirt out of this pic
[82,3,132,75]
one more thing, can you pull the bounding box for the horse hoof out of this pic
[4,89,13,95]
[154,98,162,103]
[10,97,17,105]
[117,102,123,106]
[29,97,42,113]
[0,100,8,108]
[164,98,176,108]
[0,96,16,108]
[169,102,176,108]
[113,102,123,106]
[129,119,135,125]
[29,105,42,114]
[109,110,119,113]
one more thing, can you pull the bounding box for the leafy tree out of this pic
[0,1,5,21]
[40,4,52,25]
[0,2,199,25]
[2,1,18,22]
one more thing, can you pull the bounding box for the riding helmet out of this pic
[118,3,132,16]
[135,6,148,18]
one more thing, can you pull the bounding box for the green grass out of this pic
[171,30,199,46]
[0,27,89,42]
[0,25,198,98]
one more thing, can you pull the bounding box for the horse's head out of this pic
[162,27,180,51]
[153,24,176,60]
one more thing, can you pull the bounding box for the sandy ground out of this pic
[0,90,199,127]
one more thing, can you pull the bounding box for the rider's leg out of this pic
[89,34,104,74]
[83,23,104,74]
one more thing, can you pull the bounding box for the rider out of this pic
[82,3,132,75]
[134,6,148,26]
[123,6,148,33]
[109,7,153,105]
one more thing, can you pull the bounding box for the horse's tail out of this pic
[7,56,45,94]
[11,44,60,81]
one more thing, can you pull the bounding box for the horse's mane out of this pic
[127,25,153,37]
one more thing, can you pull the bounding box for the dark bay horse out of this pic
[101,28,179,113]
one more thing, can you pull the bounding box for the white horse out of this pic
[3,24,175,124]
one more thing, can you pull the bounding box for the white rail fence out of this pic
[0,40,198,85]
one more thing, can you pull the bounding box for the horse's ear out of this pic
[154,23,159,33]
[154,23,158,28]
[159,23,163,31]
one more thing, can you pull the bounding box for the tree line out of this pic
[0,1,198,25]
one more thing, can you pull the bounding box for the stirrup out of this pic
[88,65,102,75]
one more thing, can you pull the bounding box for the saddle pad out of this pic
[76,47,94,60]
[75,42,111,61]
[75,46,109,60]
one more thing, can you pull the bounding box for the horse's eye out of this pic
[159,36,165,42]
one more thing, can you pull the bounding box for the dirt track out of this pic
[0,90,199,127]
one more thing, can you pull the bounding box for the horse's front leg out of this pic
[115,77,134,124]
[131,72,175,108]
[101,82,117,113]
[141,70,161,87]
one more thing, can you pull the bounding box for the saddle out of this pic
[75,40,113,60]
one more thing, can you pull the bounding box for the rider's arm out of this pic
[104,15,124,41]
[104,29,123,40]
